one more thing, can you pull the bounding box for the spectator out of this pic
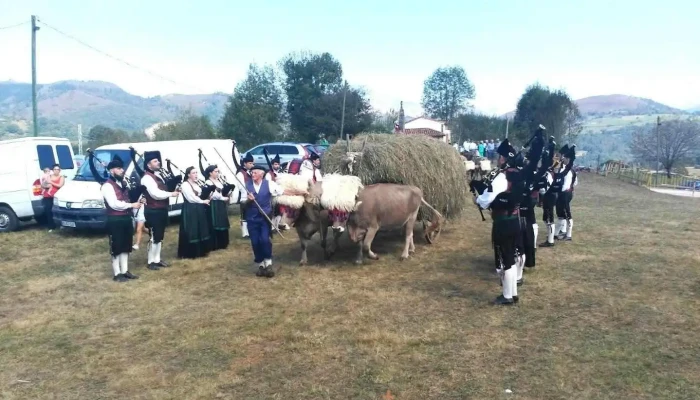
[478,141,485,158]
[43,164,65,232]
[487,140,495,159]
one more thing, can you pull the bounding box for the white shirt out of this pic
[141,173,171,200]
[181,181,206,204]
[563,169,575,191]
[240,179,285,204]
[101,180,132,211]
[540,171,554,195]
[300,160,323,182]
[476,172,508,210]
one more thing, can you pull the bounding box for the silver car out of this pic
[242,142,315,169]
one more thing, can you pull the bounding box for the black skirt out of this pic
[144,208,169,243]
[177,201,211,259]
[107,215,134,256]
[209,199,230,251]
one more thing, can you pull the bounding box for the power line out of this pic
[35,17,208,92]
[0,21,29,30]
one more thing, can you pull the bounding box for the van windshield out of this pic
[73,150,133,181]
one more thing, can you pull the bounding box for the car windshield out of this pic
[73,150,132,181]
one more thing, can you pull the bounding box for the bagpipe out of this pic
[164,158,213,200]
[86,148,144,203]
[198,148,235,197]
[469,125,548,221]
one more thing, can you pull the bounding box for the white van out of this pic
[0,137,76,232]
[53,139,241,230]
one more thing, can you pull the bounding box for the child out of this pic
[132,200,146,250]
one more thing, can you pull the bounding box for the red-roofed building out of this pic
[399,116,451,144]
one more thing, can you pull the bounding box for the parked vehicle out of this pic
[0,137,76,232]
[242,142,313,169]
[53,139,240,230]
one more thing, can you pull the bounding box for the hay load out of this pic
[322,133,469,220]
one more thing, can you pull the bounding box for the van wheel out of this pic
[0,206,19,232]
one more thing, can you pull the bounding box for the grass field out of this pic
[1,174,699,399]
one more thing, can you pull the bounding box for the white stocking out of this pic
[153,242,162,264]
[567,219,573,238]
[119,253,129,274]
[111,256,120,276]
[532,223,539,248]
[503,267,517,299]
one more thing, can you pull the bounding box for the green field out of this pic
[1,174,699,399]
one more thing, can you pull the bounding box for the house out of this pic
[400,116,452,144]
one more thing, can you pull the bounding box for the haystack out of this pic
[322,133,469,220]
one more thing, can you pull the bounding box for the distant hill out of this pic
[503,94,686,119]
[0,80,229,134]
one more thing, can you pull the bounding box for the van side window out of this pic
[36,145,56,169]
[56,145,75,169]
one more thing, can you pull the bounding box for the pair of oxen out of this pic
[273,173,443,265]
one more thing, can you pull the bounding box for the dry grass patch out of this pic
[1,173,699,399]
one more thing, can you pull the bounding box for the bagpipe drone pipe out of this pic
[87,149,144,203]
[164,159,213,200]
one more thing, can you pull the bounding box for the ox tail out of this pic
[420,198,443,221]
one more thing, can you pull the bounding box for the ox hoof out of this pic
[400,255,408,261]
[354,259,363,265]
[299,260,307,266]
[368,254,379,261]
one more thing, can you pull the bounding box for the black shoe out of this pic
[562,237,572,241]
[517,278,524,286]
[123,271,139,279]
[494,295,514,305]
[513,295,519,303]
[147,263,160,270]
[264,266,275,278]
[540,241,554,247]
[113,274,128,282]
[255,266,266,277]
[157,261,170,268]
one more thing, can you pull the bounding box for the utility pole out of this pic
[655,116,661,185]
[31,15,40,137]
[340,80,348,146]
[505,118,509,139]
[78,124,83,154]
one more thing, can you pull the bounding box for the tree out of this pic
[87,125,132,149]
[368,109,399,134]
[451,113,508,144]
[512,83,582,145]
[280,51,344,143]
[153,110,217,141]
[629,118,700,177]
[421,66,475,123]
[309,84,373,142]
[219,63,285,150]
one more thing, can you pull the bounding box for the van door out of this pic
[0,142,30,219]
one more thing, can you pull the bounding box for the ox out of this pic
[346,183,443,264]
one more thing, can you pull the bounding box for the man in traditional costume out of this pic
[555,145,577,241]
[474,139,524,305]
[141,151,180,270]
[537,138,558,247]
[236,153,255,238]
[241,166,305,278]
[101,156,142,282]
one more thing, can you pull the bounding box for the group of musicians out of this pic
[474,126,577,306]
[101,148,321,282]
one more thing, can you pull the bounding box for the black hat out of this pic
[309,152,320,161]
[242,153,254,163]
[107,155,124,170]
[251,165,267,172]
[496,138,516,159]
[559,144,569,156]
[271,154,281,164]
[144,151,161,165]
[204,164,217,178]
[566,144,577,159]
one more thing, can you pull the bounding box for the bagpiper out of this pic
[537,137,558,247]
[101,156,142,282]
[555,144,578,240]
[141,151,180,270]
[300,151,323,183]
[474,138,525,305]
[236,153,255,238]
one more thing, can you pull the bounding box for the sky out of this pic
[1,0,699,117]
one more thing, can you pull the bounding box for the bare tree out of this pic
[630,118,700,177]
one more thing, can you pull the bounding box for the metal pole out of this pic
[655,116,661,186]
[31,15,40,137]
[340,80,348,144]
[505,118,509,139]
[78,124,82,154]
